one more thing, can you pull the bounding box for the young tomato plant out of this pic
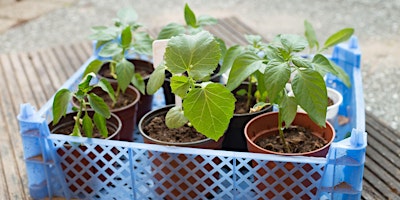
[84,8,153,100]
[52,73,115,138]
[147,31,236,141]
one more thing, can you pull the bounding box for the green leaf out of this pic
[304,20,319,50]
[183,83,235,141]
[71,122,82,137]
[236,89,247,96]
[147,63,166,95]
[121,26,132,48]
[116,59,134,93]
[78,72,95,92]
[292,68,327,127]
[132,32,153,56]
[82,112,93,138]
[280,34,308,52]
[157,23,186,40]
[197,15,217,26]
[323,28,354,50]
[97,78,116,103]
[280,95,298,128]
[117,8,138,24]
[52,89,73,125]
[329,60,351,87]
[165,106,188,128]
[131,73,145,94]
[98,42,123,57]
[215,37,227,58]
[312,54,337,76]
[93,112,108,138]
[292,56,313,69]
[165,31,221,80]
[83,60,103,77]
[264,60,291,103]
[170,75,190,98]
[88,93,110,118]
[88,31,115,41]
[219,45,243,76]
[184,3,197,27]
[245,35,263,47]
[226,51,265,91]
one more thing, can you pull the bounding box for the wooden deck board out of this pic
[0,16,398,199]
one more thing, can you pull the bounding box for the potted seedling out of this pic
[48,73,122,194]
[157,3,227,104]
[84,8,152,141]
[243,26,354,199]
[141,30,236,199]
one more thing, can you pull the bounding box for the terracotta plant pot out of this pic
[48,111,121,195]
[98,59,154,124]
[139,105,223,199]
[244,111,335,199]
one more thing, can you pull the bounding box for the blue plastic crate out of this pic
[18,36,366,200]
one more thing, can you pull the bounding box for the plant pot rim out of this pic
[138,105,217,146]
[48,111,122,140]
[244,111,335,156]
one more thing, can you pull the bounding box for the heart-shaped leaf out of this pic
[183,83,235,141]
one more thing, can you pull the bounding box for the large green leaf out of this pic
[82,112,93,138]
[147,63,166,94]
[323,28,354,50]
[183,83,235,141]
[83,60,103,77]
[132,32,153,56]
[226,51,265,91]
[312,54,351,87]
[292,56,313,69]
[292,68,327,127]
[170,75,190,98]
[280,34,308,52]
[164,31,221,80]
[329,60,351,87]
[157,23,186,40]
[165,106,188,128]
[264,60,291,103]
[184,3,197,27]
[280,95,298,128]
[121,26,132,48]
[117,8,138,24]
[116,59,134,93]
[52,89,72,125]
[99,42,123,57]
[197,15,217,26]
[304,20,319,50]
[93,112,108,138]
[97,78,116,103]
[88,93,110,118]
[219,45,243,76]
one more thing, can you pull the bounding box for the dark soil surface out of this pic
[255,126,328,154]
[100,66,151,79]
[98,90,135,109]
[143,115,206,143]
[52,120,116,139]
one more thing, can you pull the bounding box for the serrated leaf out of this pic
[52,89,73,125]
[121,26,132,48]
[83,60,103,77]
[157,23,186,40]
[183,83,235,141]
[117,8,138,24]
[116,59,134,93]
[132,32,153,56]
[82,112,93,138]
[147,63,166,94]
[131,73,145,94]
[226,51,265,91]
[165,31,221,80]
[165,106,188,128]
[280,34,308,52]
[88,93,110,118]
[219,45,243,76]
[197,15,217,26]
[323,28,354,50]
[280,95,298,128]
[97,78,116,103]
[93,112,108,138]
[264,60,291,103]
[184,3,197,27]
[292,68,327,127]
[170,75,190,98]
[99,42,123,57]
[304,20,319,50]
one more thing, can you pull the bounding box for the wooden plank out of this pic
[61,44,84,72]
[71,42,91,63]
[78,41,93,57]
[27,51,56,99]
[361,179,385,200]
[367,127,400,169]
[366,111,400,146]
[51,45,76,78]
[38,48,68,88]
[363,162,400,199]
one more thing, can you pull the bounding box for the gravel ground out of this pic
[0,0,399,129]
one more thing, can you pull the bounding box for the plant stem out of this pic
[278,109,291,153]
[113,85,121,108]
[246,80,252,112]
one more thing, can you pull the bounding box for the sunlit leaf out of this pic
[52,89,72,125]
[116,59,134,93]
[264,60,291,103]
[304,20,319,50]
[323,28,354,50]
[184,3,197,27]
[170,75,190,98]
[83,60,103,77]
